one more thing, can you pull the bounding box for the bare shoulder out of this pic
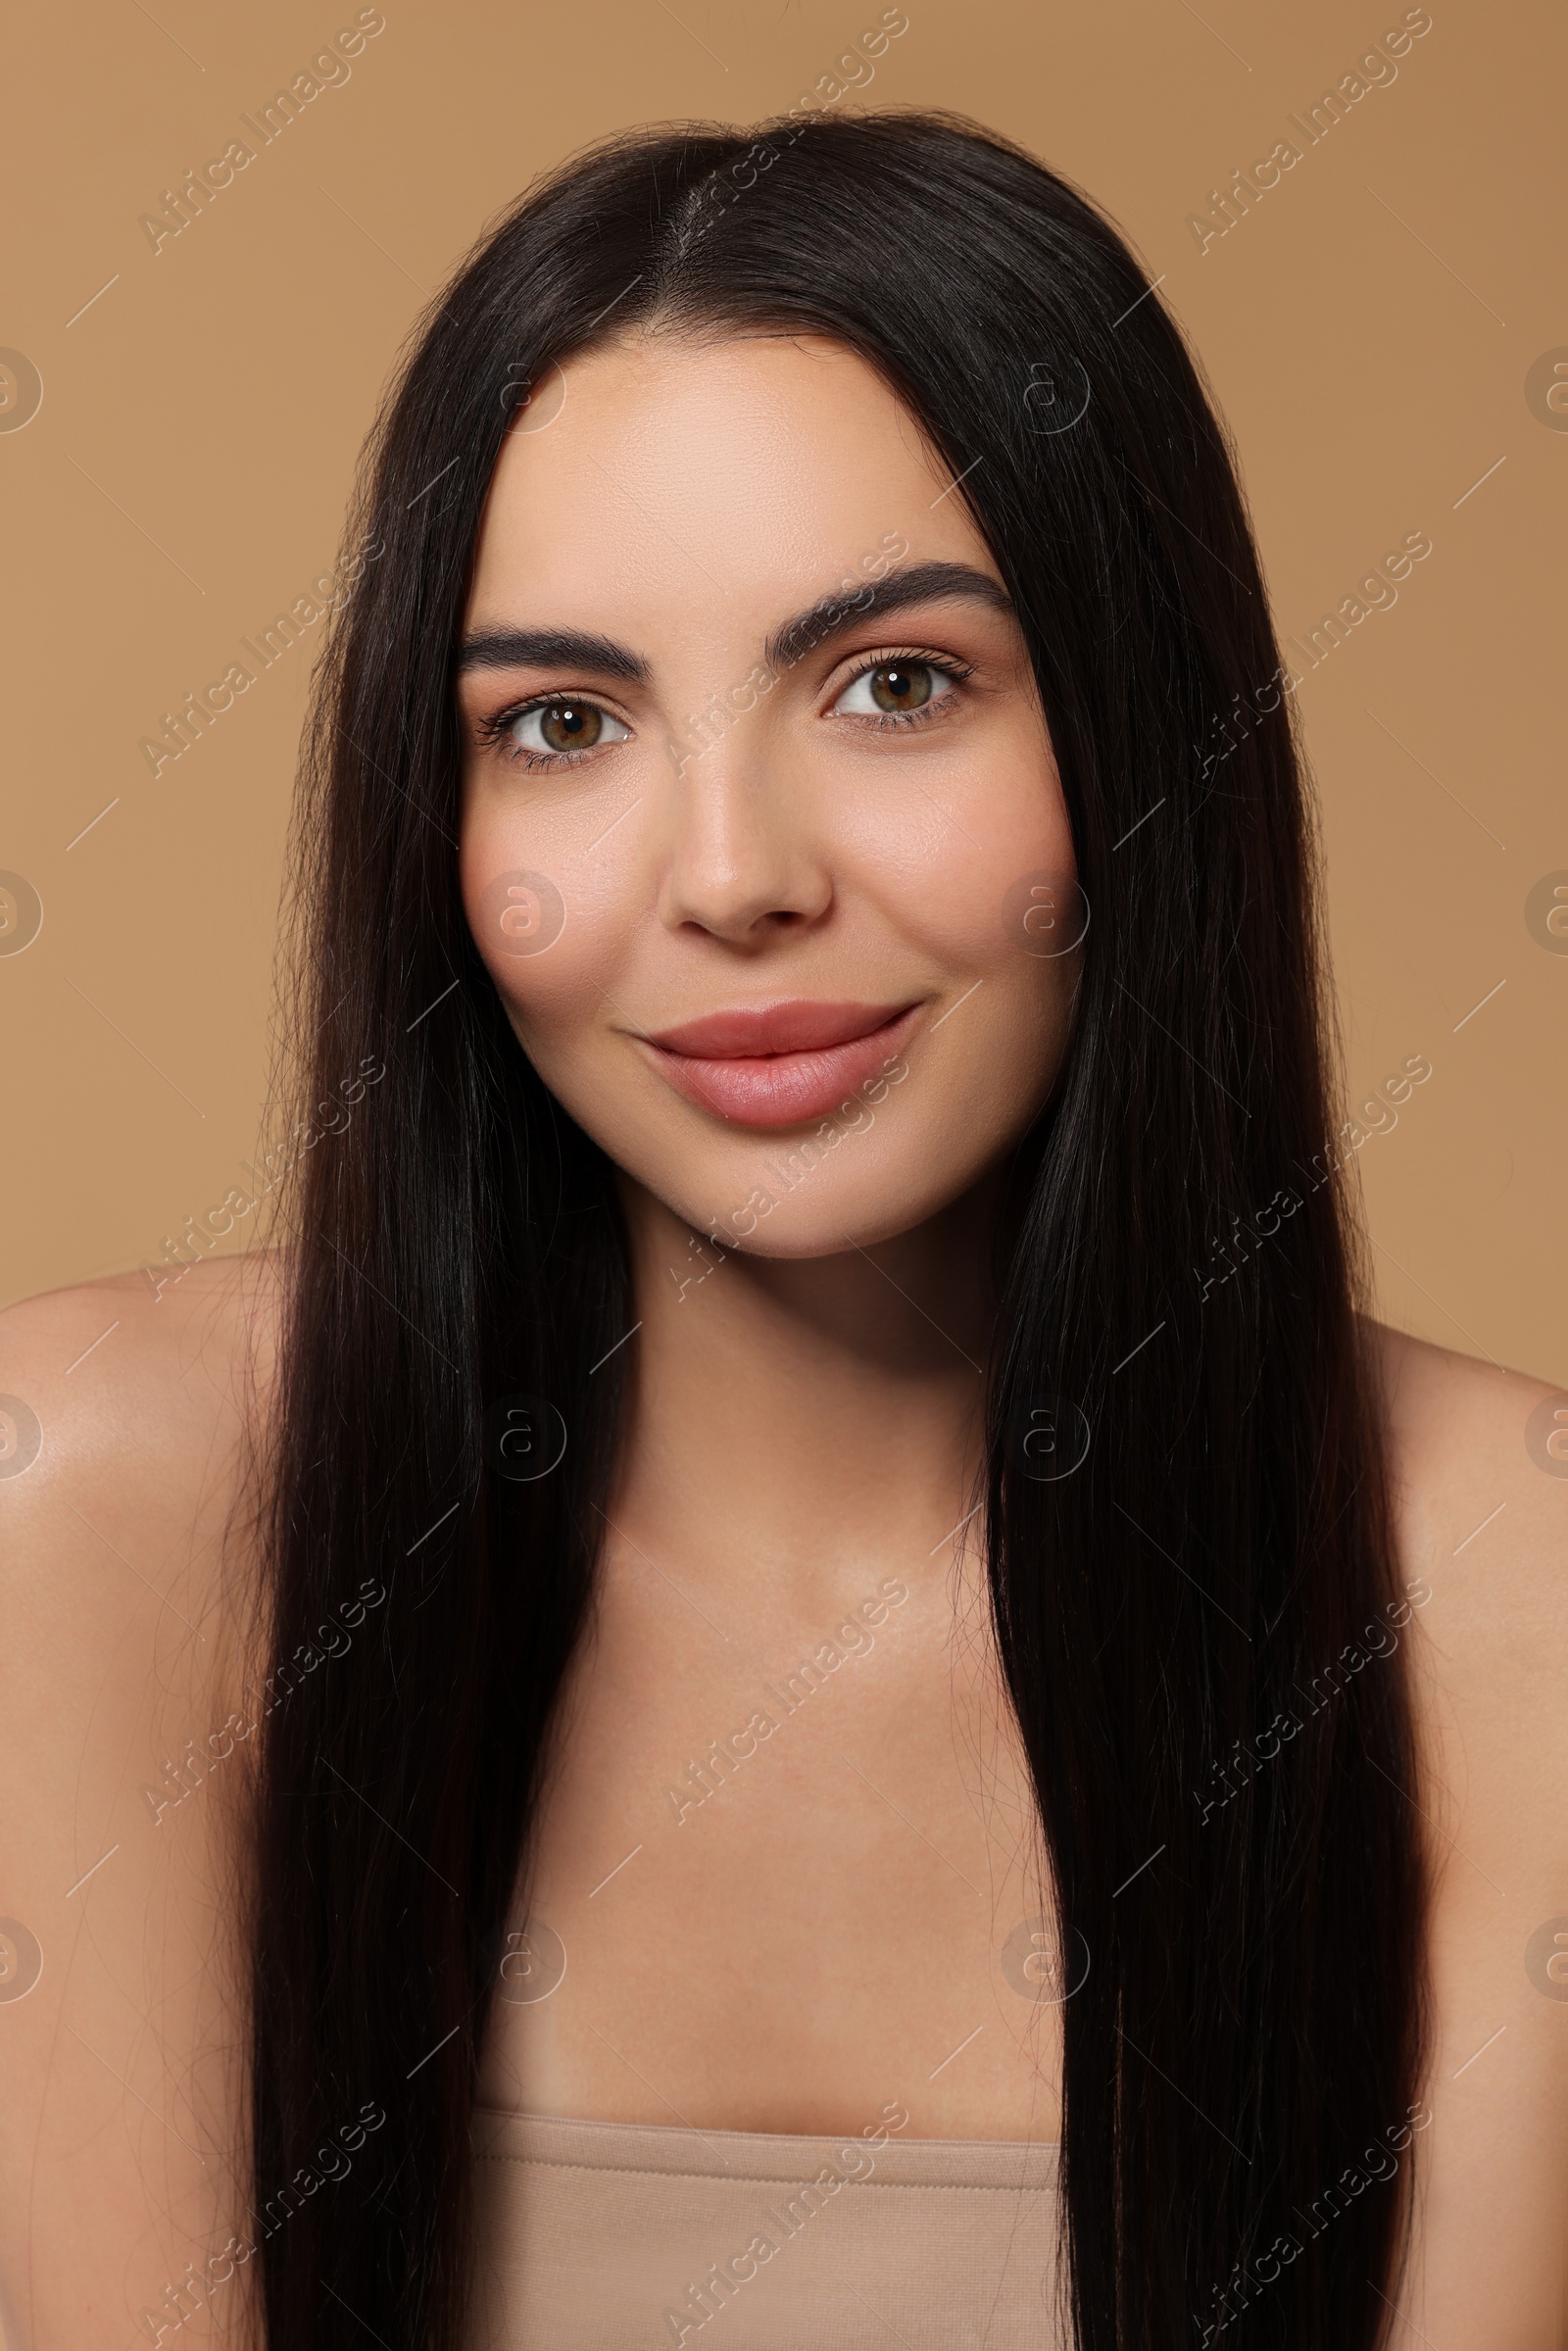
[1,1249,283,1509]
[0,1247,287,1707]
[1362,1324,1568,2335]
[1366,1318,1567,1733]
[1365,1315,1567,1613]
[1364,1312,1568,2003]
[0,1253,283,2350]
[1363,1316,1568,1942]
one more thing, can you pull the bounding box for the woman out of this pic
[2,110,1563,2351]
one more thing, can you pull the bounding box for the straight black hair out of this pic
[246,108,1429,2348]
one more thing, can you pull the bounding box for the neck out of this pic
[609,1173,998,1603]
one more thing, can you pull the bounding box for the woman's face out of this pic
[458,330,1078,1257]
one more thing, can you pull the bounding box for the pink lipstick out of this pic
[641,999,920,1127]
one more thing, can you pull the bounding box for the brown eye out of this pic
[537,701,601,751]
[503,700,629,759]
[835,660,955,720]
[868,662,933,712]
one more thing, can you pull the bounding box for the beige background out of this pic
[3,0,1563,1378]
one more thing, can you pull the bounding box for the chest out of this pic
[476,1553,1062,2141]
[474,1560,1568,2339]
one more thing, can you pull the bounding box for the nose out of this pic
[656,734,833,946]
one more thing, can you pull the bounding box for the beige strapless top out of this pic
[466,2106,1067,2348]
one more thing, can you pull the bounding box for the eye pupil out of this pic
[539,702,600,752]
[869,662,932,713]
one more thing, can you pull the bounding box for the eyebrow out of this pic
[762,561,1015,674]
[455,561,1016,688]
[456,624,648,683]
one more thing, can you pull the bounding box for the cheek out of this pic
[772,755,1077,1205]
[834,730,1076,1004]
[459,812,634,1066]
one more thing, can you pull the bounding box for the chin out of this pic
[678,1160,975,1261]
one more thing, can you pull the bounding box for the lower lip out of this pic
[644,1004,921,1128]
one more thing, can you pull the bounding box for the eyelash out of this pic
[476,649,975,771]
[833,648,973,733]
[474,696,627,772]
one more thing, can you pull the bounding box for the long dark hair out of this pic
[244,109,1429,2349]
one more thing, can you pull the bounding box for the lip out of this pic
[640,999,921,1128]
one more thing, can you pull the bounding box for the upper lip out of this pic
[644,1000,913,1058]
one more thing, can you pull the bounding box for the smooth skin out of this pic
[1,332,1564,2350]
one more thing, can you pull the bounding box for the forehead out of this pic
[464,329,997,636]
